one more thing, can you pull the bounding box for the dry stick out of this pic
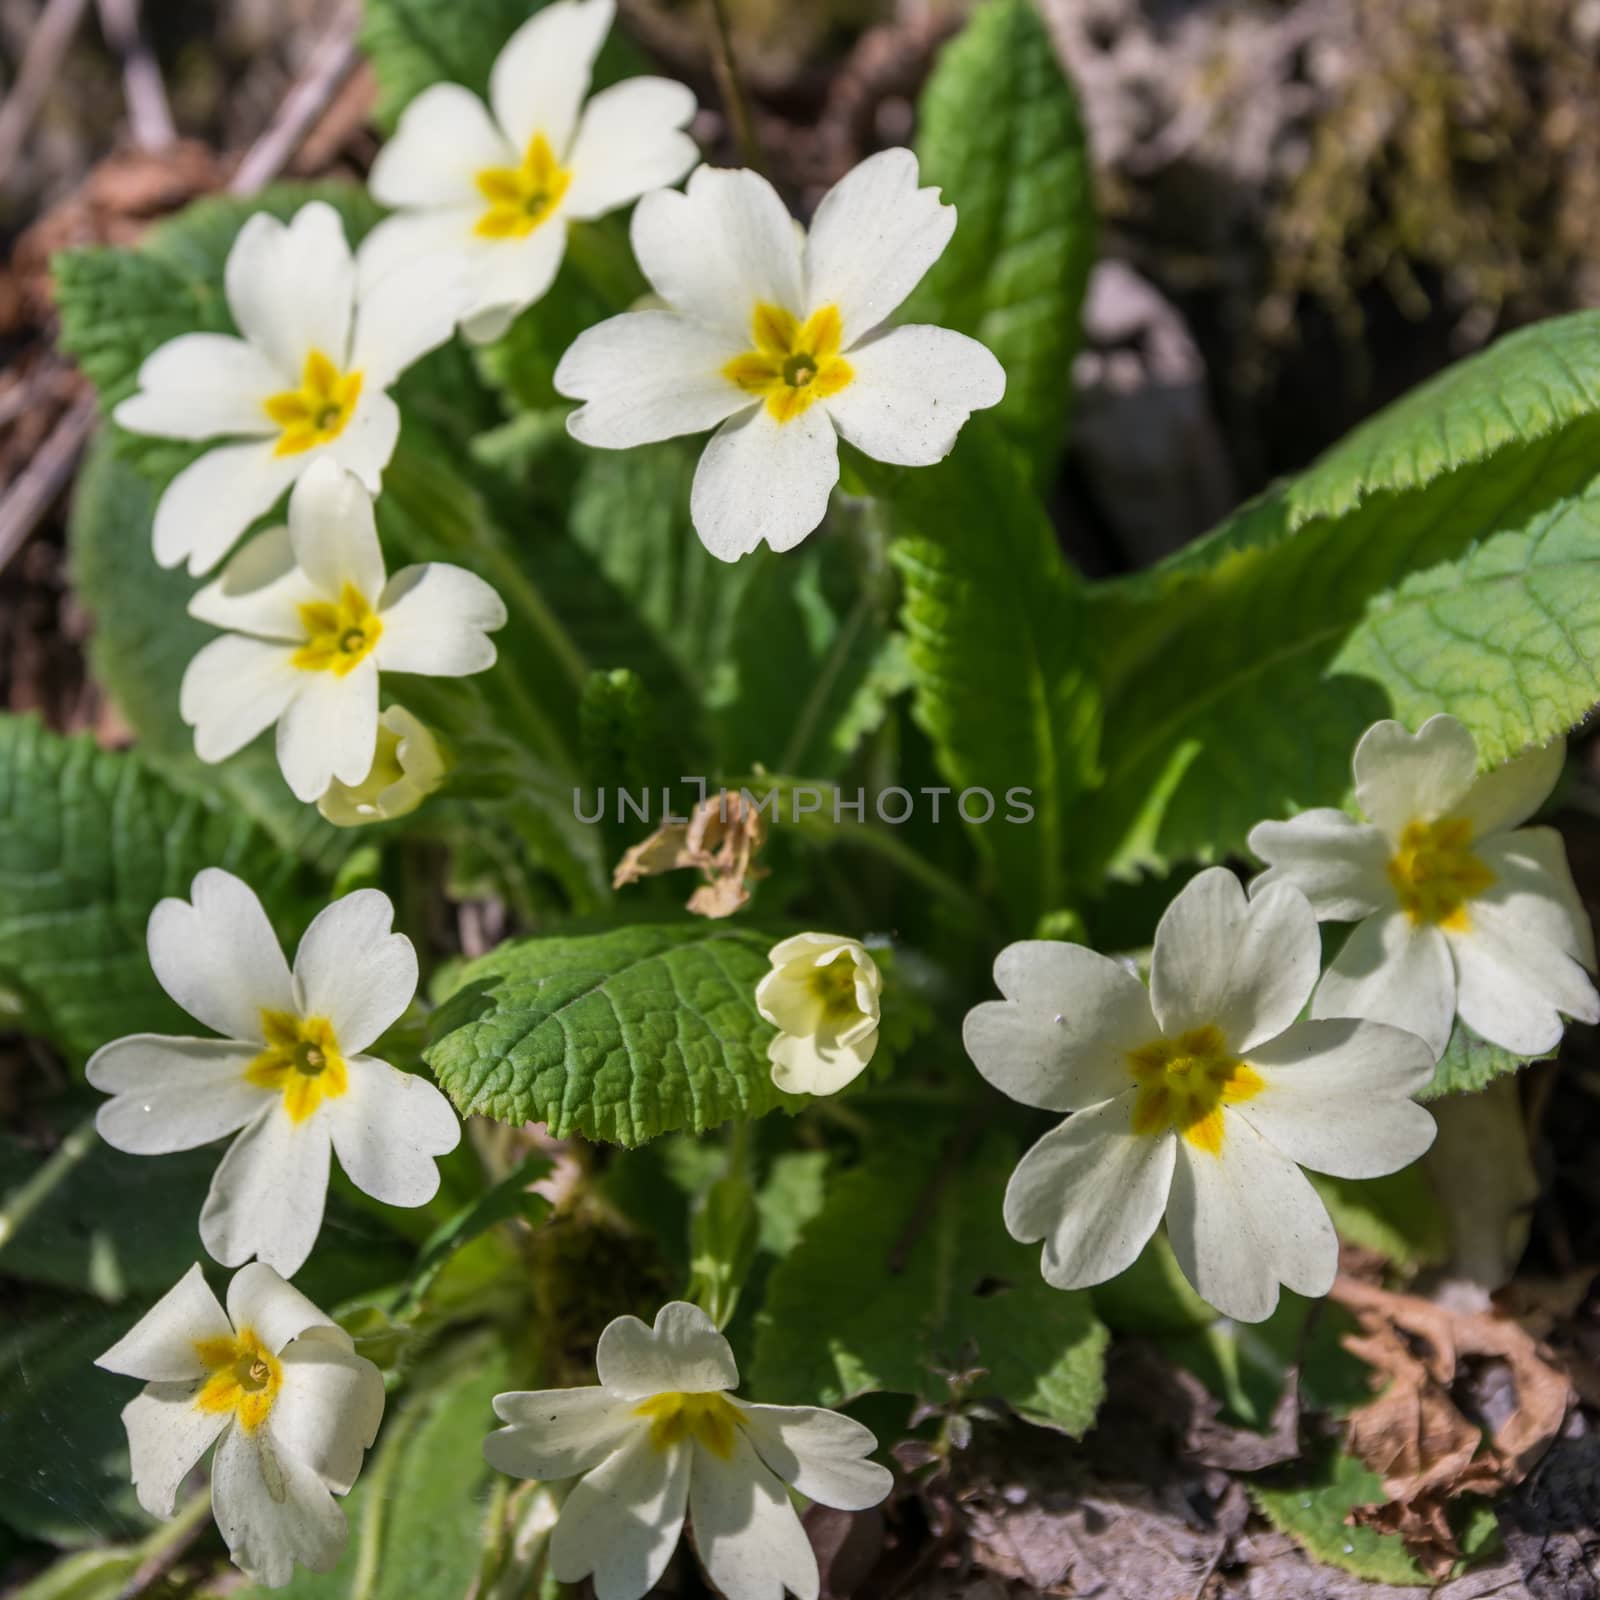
[0,0,94,177]
[705,0,765,173]
[0,0,363,574]
[95,0,176,151]
[228,0,362,196]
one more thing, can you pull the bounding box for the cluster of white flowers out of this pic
[84,0,1600,1589]
[966,714,1598,1323]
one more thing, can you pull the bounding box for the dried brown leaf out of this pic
[611,791,768,919]
[1333,1277,1574,1577]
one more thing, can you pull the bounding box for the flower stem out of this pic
[0,1111,96,1249]
[706,0,765,172]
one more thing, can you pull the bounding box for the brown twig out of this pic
[0,393,97,576]
[95,0,176,152]
[0,0,94,178]
[704,0,765,173]
[228,0,363,196]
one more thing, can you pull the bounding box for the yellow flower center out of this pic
[808,955,863,1028]
[263,349,364,457]
[193,1326,282,1432]
[633,1391,744,1459]
[723,303,854,424]
[292,583,383,676]
[1127,1024,1263,1156]
[475,133,572,239]
[1387,816,1495,930]
[246,1011,349,1123]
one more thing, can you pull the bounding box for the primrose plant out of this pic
[13,0,1600,1593]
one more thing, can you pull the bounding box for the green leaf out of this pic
[1252,1445,1428,1586]
[1424,1015,1549,1098]
[9,1548,143,1600]
[0,715,316,1065]
[868,421,1098,926]
[906,0,1095,477]
[392,1151,552,1319]
[752,1129,1108,1434]
[425,923,794,1145]
[0,1297,155,1546]
[1310,1168,1450,1271]
[1287,311,1600,526]
[241,1338,510,1599]
[1077,394,1600,879]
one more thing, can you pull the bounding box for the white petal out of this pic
[485,1387,641,1480]
[368,83,512,208]
[690,1430,819,1600]
[964,941,1155,1112]
[548,1430,689,1600]
[457,220,569,332]
[146,868,295,1042]
[1150,868,1320,1052]
[768,1029,875,1096]
[490,0,615,157]
[89,1036,271,1154]
[327,1056,457,1205]
[1246,809,1393,922]
[1312,909,1456,1058]
[1477,827,1597,969]
[120,1384,229,1517]
[596,1301,739,1398]
[373,563,507,676]
[734,1402,892,1511]
[823,324,1003,466]
[563,77,699,221]
[225,203,355,376]
[1448,897,1600,1056]
[275,660,381,802]
[1237,1018,1437,1179]
[359,210,482,299]
[1458,737,1566,839]
[1003,1090,1176,1290]
[631,167,805,343]
[226,1261,349,1355]
[292,889,417,1054]
[803,148,955,345]
[211,1423,348,1588]
[180,634,299,765]
[286,459,386,602]
[321,389,402,491]
[271,1341,385,1494]
[188,526,320,641]
[690,404,837,561]
[557,310,749,447]
[153,439,301,576]
[96,1262,233,1381]
[349,253,469,389]
[200,1108,331,1276]
[1166,1116,1339,1323]
[1353,714,1478,840]
[113,334,282,441]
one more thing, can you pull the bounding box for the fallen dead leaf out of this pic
[1333,1277,1575,1578]
[613,790,768,918]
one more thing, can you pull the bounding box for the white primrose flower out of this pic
[963,868,1438,1323]
[483,1301,892,1600]
[363,0,698,345]
[755,933,882,1095]
[179,458,506,803]
[87,869,460,1277]
[1249,715,1599,1058]
[554,148,1007,561]
[96,1261,384,1589]
[317,705,447,827]
[112,200,468,575]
